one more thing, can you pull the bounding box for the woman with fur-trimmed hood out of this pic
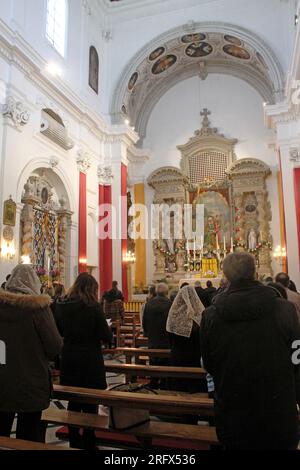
[0,264,63,442]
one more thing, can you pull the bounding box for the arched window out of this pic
[46,0,67,57]
[89,46,99,94]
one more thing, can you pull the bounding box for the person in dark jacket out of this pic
[55,273,112,449]
[204,280,217,305]
[194,281,210,308]
[0,264,62,442]
[166,285,206,393]
[201,252,300,450]
[143,283,171,388]
[112,280,124,301]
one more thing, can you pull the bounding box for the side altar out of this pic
[147,109,273,286]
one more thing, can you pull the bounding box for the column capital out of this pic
[98,164,114,185]
[76,149,91,174]
[2,96,30,130]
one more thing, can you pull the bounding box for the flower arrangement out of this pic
[50,269,60,280]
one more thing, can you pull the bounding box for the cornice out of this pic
[0,20,137,146]
[264,100,300,128]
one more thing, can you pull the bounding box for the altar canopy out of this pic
[148,110,273,285]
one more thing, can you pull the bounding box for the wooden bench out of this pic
[136,336,150,347]
[42,408,219,450]
[103,347,171,365]
[52,384,214,416]
[105,363,207,380]
[0,436,75,451]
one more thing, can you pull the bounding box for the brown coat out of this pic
[103,299,125,322]
[0,290,63,412]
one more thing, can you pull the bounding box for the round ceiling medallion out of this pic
[181,33,206,43]
[224,34,242,46]
[185,42,213,58]
[152,55,177,75]
[128,72,138,91]
[223,44,250,60]
[149,46,165,61]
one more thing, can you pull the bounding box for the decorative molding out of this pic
[289,147,300,163]
[2,96,30,129]
[49,156,59,168]
[98,164,114,185]
[102,30,113,42]
[226,158,271,177]
[77,149,91,174]
[264,101,300,128]
[82,0,92,15]
[0,20,136,145]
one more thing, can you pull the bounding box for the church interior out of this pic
[1,0,300,454]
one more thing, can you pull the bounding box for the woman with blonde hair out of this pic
[166,285,206,393]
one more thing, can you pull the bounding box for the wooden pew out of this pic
[136,335,149,347]
[0,436,75,451]
[103,347,171,365]
[52,384,214,416]
[105,363,207,380]
[42,408,219,450]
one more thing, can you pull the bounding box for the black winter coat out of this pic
[200,280,300,450]
[143,295,171,349]
[55,298,112,390]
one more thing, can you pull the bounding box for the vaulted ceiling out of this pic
[111,24,284,143]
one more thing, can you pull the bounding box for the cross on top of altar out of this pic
[200,108,211,128]
[195,108,218,137]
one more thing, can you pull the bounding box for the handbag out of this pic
[108,383,157,430]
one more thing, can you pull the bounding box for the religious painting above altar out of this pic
[194,191,231,251]
[147,109,273,287]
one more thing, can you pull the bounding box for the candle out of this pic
[216,236,219,251]
[230,237,233,253]
[223,236,226,252]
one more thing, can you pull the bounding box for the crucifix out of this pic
[200,108,211,129]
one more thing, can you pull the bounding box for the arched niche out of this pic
[20,167,73,288]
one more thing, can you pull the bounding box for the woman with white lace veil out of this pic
[166,285,206,394]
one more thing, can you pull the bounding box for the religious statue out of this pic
[154,242,165,272]
[248,228,257,251]
[176,249,186,271]
[206,216,217,249]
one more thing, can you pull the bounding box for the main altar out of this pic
[148,109,273,286]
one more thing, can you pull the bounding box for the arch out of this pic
[111,22,285,145]
[16,157,76,214]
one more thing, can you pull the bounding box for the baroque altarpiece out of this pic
[148,110,273,283]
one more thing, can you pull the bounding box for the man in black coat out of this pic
[194,281,210,308]
[143,283,171,388]
[204,280,217,305]
[201,252,300,450]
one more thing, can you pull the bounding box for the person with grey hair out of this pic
[201,252,300,450]
[275,272,300,321]
[0,263,62,442]
[143,283,171,388]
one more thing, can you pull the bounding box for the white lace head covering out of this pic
[166,285,205,338]
[6,264,41,296]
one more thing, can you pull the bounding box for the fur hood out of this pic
[0,289,51,310]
